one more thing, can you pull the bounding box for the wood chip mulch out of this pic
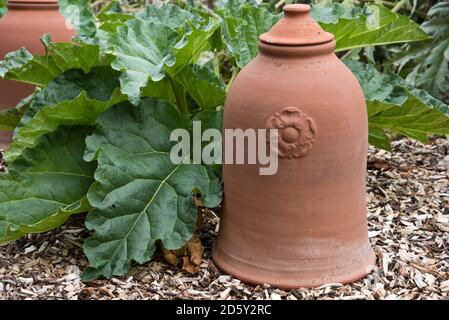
[1,137,448,300]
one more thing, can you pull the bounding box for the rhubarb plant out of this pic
[0,0,448,280]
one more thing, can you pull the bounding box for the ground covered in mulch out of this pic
[1,137,449,300]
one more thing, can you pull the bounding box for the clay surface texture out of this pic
[213,4,376,288]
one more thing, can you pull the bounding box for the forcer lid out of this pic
[260,4,334,46]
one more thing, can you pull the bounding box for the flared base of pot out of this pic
[212,243,376,289]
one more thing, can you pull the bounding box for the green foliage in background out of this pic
[59,0,97,37]
[392,1,449,101]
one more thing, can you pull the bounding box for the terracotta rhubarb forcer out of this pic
[213,4,376,288]
[0,0,75,148]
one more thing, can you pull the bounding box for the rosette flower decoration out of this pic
[266,106,317,159]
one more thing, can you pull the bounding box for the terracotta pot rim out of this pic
[6,4,60,11]
[8,0,58,3]
[259,39,336,58]
[259,37,335,47]
[7,0,59,8]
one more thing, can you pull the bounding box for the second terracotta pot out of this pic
[213,4,375,288]
[0,0,75,149]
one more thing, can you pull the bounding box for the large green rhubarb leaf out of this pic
[346,60,449,150]
[4,66,126,163]
[366,95,449,148]
[0,107,25,131]
[0,126,95,244]
[312,3,429,52]
[137,3,202,29]
[0,41,111,87]
[109,5,219,105]
[0,95,33,131]
[416,1,449,99]
[58,0,97,37]
[96,0,134,39]
[109,19,179,105]
[82,98,222,280]
[217,1,280,68]
[175,64,226,109]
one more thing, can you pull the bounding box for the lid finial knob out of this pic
[259,4,334,46]
[283,4,311,14]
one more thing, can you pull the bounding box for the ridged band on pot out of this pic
[212,4,376,288]
[0,0,74,148]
